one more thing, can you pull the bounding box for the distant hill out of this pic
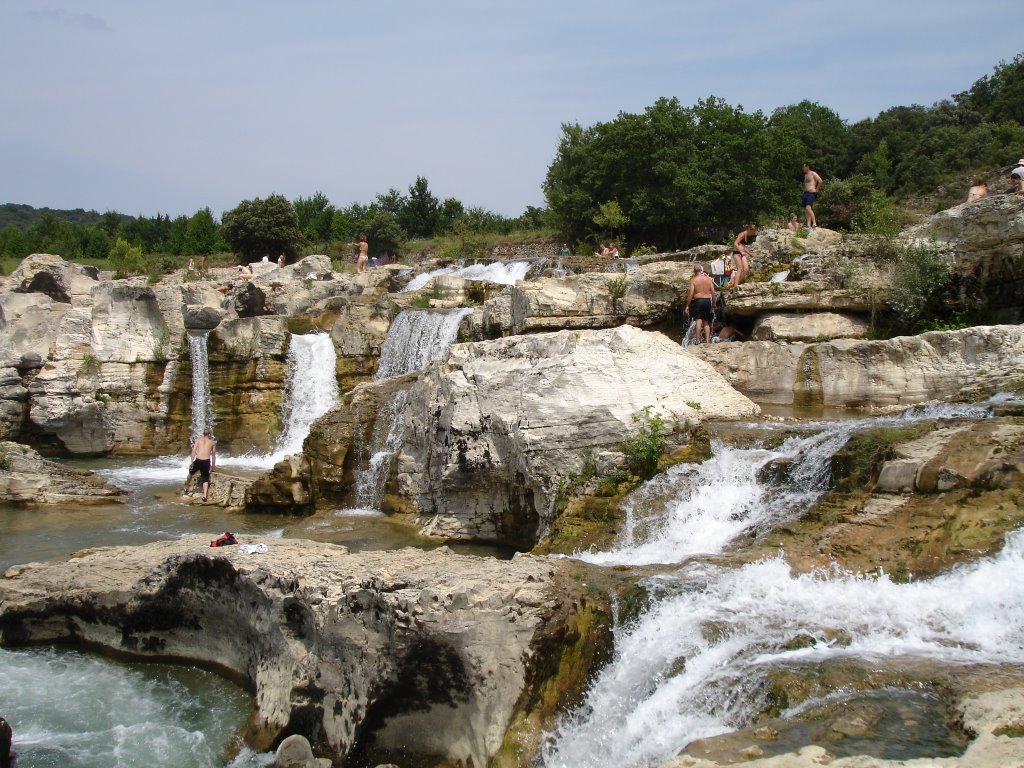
[0,203,129,229]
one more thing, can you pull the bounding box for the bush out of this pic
[884,241,952,332]
[108,237,144,277]
[622,406,667,479]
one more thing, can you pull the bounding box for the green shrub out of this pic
[622,406,667,479]
[884,241,952,332]
[607,277,629,310]
[108,237,144,277]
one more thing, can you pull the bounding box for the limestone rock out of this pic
[275,734,330,767]
[0,441,127,504]
[688,325,1024,407]
[183,306,223,330]
[726,281,878,317]
[751,312,870,342]
[504,261,696,335]
[0,537,602,767]
[903,193,1024,319]
[9,253,99,303]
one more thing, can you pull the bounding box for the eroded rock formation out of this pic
[0,440,126,504]
[0,536,608,767]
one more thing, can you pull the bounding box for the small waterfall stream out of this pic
[402,260,533,292]
[541,401,1013,768]
[354,308,472,509]
[274,333,339,457]
[186,330,213,441]
[218,333,339,471]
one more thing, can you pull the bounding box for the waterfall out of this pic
[376,308,473,379]
[186,330,213,441]
[541,402,1007,768]
[217,332,338,470]
[353,308,471,509]
[402,260,532,292]
[274,333,339,457]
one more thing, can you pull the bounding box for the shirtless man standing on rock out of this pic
[685,264,717,345]
[802,163,823,229]
[190,428,217,502]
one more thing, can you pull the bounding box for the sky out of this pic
[1,1,1022,220]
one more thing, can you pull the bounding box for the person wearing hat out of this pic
[1008,166,1024,195]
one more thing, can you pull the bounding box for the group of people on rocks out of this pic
[967,159,1024,201]
[592,242,621,259]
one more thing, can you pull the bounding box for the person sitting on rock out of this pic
[966,180,989,202]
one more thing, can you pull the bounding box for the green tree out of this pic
[166,215,189,255]
[437,197,465,233]
[108,237,144,276]
[363,210,406,258]
[767,100,850,178]
[293,192,335,244]
[0,225,29,261]
[221,194,301,262]
[955,53,1024,125]
[592,200,629,241]
[399,176,441,238]
[186,207,219,255]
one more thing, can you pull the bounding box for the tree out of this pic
[437,197,465,233]
[221,195,301,262]
[592,200,628,242]
[293,192,335,244]
[108,237,144,276]
[363,210,406,258]
[399,176,440,238]
[185,208,219,255]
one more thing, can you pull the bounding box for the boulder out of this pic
[751,312,870,342]
[9,253,98,303]
[183,305,223,330]
[0,441,127,504]
[503,261,696,335]
[275,734,330,768]
[0,537,606,767]
[233,281,270,318]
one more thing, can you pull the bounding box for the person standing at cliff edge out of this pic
[802,163,824,229]
[190,428,217,502]
[357,234,369,272]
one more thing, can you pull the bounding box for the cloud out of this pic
[25,7,109,31]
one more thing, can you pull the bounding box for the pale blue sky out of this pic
[1,1,1021,219]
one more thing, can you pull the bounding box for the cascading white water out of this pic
[542,401,1009,768]
[274,333,339,457]
[402,260,532,292]
[217,333,338,471]
[375,308,473,379]
[353,308,472,509]
[186,330,213,441]
[578,419,861,566]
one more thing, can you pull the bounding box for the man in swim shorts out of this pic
[190,428,217,502]
[685,264,717,344]
[802,163,823,229]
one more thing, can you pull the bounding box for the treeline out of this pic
[545,54,1024,250]
[3,54,1023,266]
[0,179,546,268]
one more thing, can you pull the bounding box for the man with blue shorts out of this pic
[802,163,823,229]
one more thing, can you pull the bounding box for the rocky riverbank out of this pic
[2,192,1024,766]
